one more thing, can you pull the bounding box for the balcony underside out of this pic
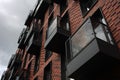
[9,60,22,70]
[34,1,49,19]
[8,55,22,69]
[45,27,70,53]
[25,15,33,27]
[67,38,120,79]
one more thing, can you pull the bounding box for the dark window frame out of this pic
[79,0,98,16]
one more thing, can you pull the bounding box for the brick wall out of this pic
[9,0,119,80]
[68,0,120,49]
[37,0,119,80]
[102,0,120,49]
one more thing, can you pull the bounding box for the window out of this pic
[79,0,98,16]
[44,62,52,80]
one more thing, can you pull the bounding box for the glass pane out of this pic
[103,24,113,44]
[65,39,72,63]
[71,19,94,57]
[47,18,57,38]
[95,24,107,42]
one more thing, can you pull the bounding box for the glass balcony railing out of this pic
[66,18,114,61]
[47,17,58,39]
[24,20,41,45]
[26,30,42,55]
[71,19,94,57]
[45,16,70,53]
[66,18,119,79]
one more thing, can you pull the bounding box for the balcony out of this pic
[14,53,22,66]
[18,28,28,49]
[25,11,34,26]
[45,16,70,53]
[7,54,15,69]
[1,70,11,80]
[34,0,50,19]
[24,20,41,46]
[26,31,42,55]
[8,54,22,69]
[66,18,120,79]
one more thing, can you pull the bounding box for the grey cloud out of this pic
[0,0,37,77]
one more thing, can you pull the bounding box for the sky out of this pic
[0,0,37,78]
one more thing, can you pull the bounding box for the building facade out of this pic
[1,0,120,80]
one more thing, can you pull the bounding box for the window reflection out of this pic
[71,19,94,57]
[95,24,107,42]
[47,17,57,38]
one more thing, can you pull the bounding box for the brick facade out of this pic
[1,0,120,80]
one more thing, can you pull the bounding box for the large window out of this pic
[79,0,98,16]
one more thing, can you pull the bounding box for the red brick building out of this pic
[1,0,120,80]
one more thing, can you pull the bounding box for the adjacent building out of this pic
[1,0,120,80]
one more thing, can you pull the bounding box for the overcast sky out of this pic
[0,0,37,78]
